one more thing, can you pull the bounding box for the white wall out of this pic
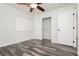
[0,3,76,48]
[77,3,79,56]
[32,11,57,42]
[32,5,76,44]
[16,16,32,31]
[0,4,33,47]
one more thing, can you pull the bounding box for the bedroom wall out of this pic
[77,3,79,56]
[32,5,76,44]
[32,11,58,43]
[0,3,33,47]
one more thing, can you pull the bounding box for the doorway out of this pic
[42,17,51,44]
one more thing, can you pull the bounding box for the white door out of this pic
[58,9,75,46]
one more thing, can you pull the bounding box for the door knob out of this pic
[58,29,60,31]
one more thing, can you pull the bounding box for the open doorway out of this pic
[42,17,51,44]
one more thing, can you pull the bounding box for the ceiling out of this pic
[17,3,75,11]
[7,3,75,15]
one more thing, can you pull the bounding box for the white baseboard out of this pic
[0,39,30,48]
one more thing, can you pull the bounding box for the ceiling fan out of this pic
[17,3,45,12]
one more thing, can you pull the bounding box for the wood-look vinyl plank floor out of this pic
[0,39,77,56]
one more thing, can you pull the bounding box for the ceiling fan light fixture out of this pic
[30,3,37,8]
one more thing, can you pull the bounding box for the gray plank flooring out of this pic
[0,39,77,56]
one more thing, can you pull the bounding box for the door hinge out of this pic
[73,41,75,43]
[73,13,75,16]
[73,27,75,29]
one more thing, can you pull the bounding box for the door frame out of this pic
[42,17,51,42]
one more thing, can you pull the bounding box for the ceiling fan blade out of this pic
[37,3,42,4]
[30,8,34,12]
[37,6,45,12]
[17,3,29,5]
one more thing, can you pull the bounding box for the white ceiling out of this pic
[7,3,75,15]
[38,3,75,11]
[17,3,75,11]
